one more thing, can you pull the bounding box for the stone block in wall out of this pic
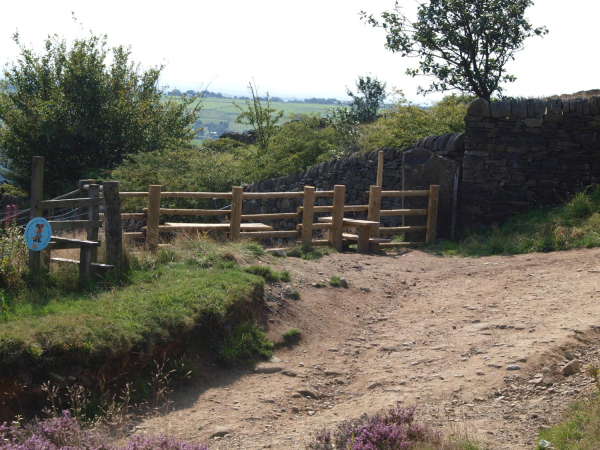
[524,118,543,128]
[583,99,590,115]
[518,100,528,118]
[590,97,600,115]
[544,114,564,123]
[526,100,536,118]
[467,98,491,117]
[511,100,519,117]
[534,100,547,118]
[402,148,460,239]
[463,155,486,170]
[490,101,511,118]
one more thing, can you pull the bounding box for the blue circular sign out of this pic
[24,218,52,252]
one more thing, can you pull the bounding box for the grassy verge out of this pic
[431,187,600,256]
[537,367,600,449]
[0,237,274,419]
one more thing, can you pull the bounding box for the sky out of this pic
[1,0,598,104]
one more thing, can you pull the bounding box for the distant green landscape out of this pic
[187,97,340,143]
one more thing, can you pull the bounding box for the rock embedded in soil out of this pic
[563,360,581,376]
[282,370,298,377]
[506,365,521,371]
[340,278,349,288]
[297,389,320,399]
[255,365,283,374]
[211,426,231,438]
[360,287,371,293]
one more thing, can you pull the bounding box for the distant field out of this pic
[167,96,338,142]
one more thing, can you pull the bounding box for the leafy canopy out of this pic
[361,0,548,101]
[0,31,202,195]
[233,82,284,154]
[346,75,387,124]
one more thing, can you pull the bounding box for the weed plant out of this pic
[0,221,27,291]
[243,265,290,282]
[432,186,600,256]
[329,276,342,287]
[286,243,330,260]
[281,328,301,346]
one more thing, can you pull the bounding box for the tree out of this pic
[361,0,548,101]
[0,32,202,195]
[346,75,387,123]
[233,82,284,154]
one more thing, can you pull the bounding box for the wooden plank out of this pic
[50,257,115,270]
[380,226,428,233]
[79,246,93,280]
[159,223,273,231]
[87,184,100,263]
[426,185,440,244]
[367,190,430,197]
[120,192,149,198]
[160,192,232,199]
[146,185,162,252]
[243,192,304,199]
[301,186,315,246]
[230,187,243,240]
[297,205,333,213]
[297,222,332,231]
[124,232,144,239]
[121,213,147,220]
[377,150,384,187]
[51,237,101,247]
[240,231,300,238]
[380,209,428,217]
[29,156,44,279]
[367,185,381,238]
[37,198,104,209]
[329,185,345,251]
[241,212,301,221]
[311,239,330,246]
[53,188,81,200]
[344,205,368,212]
[104,181,123,267]
[155,208,229,216]
[357,226,371,254]
[318,217,379,226]
[48,220,103,230]
[342,233,390,243]
[314,191,334,198]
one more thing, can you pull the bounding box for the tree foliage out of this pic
[233,82,284,154]
[361,0,548,101]
[0,32,202,195]
[346,75,387,123]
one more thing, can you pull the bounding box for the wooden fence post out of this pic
[426,185,440,244]
[146,185,162,252]
[29,156,44,278]
[301,186,315,246]
[367,185,381,238]
[87,184,100,263]
[103,181,123,266]
[377,150,384,187]
[230,187,243,240]
[329,185,345,251]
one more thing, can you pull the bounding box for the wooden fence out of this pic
[28,157,123,280]
[119,183,439,254]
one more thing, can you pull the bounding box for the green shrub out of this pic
[244,265,290,282]
[0,222,27,291]
[329,276,342,287]
[281,328,302,345]
[215,319,273,366]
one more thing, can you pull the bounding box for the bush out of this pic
[0,410,210,450]
[0,222,27,291]
[329,276,342,287]
[215,320,273,366]
[281,328,301,345]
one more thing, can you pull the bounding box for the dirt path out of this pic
[132,248,600,449]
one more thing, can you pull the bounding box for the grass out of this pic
[329,276,342,287]
[536,366,600,449]
[431,186,600,257]
[243,265,290,282]
[281,328,302,346]
[0,237,273,381]
[286,243,331,260]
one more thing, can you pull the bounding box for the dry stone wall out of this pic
[460,97,600,227]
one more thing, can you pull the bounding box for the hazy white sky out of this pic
[1,0,598,103]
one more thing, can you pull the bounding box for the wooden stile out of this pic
[377,150,384,187]
[301,186,315,246]
[241,212,300,221]
[103,181,123,267]
[367,185,381,238]
[426,185,440,243]
[240,230,300,238]
[229,187,243,240]
[329,185,345,251]
[87,184,100,263]
[146,185,162,252]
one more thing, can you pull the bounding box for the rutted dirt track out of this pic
[134,248,600,449]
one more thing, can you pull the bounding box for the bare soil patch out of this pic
[132,248,600,449]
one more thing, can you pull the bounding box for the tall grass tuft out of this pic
[0,221,27,291]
